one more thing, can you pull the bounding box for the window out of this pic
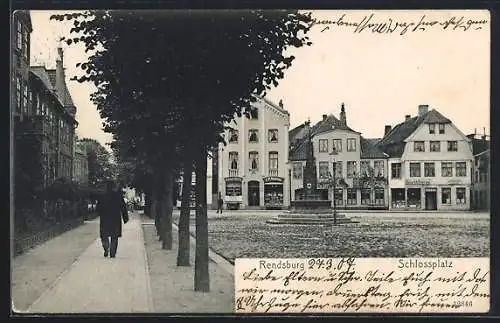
[228,129,238,143]
[28,90,32,115]
[360,161,370,176]
[22,28,28,60]
[347,138,356,152]
[455,162,467,177]
[414,141,425,152]
[430,141,441,152]
[17,21,22,50]
[16,76,21,113]
[334,188,343,205]
[447,141,458,152]
[441,187,451,204]
[333,139,342,152]
[456,187,466,204]
[361,189,371,205]
[318,162,329,178]
[36,93,41,115]
[22,82,28,114]
[374,160,384,177]
[249,151,258,171]
[229,152,238,170]
[410,163,421,177]
[268,129,278,143]
[269,152,278,174]
[334,161,342,178]
[318,139,328,152]
[429,124,435,134]
[347,189,357,205]
[407,188,421,207]
[226,181,242,196]
[347,161,357,178]
[249,129,258,143]
[293,162,303,179]
[441,162,453,177]
[439,124,445,134]
[250,107,258,119]
[391,163,401,179]
[374,188,384,205]
[424,163,435,177]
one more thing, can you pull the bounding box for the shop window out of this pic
[455,162,467,177]
[441,187,451,205]
[414,141,425,152]
[347,189,357,205]
[424,162,435,177]
[407,188,421,207]
[456,187,466,204]
[430,141,440,152]
[391,188,406,208]
[361,189,371,205]
[225,181,242,196]
[333,139,342,152]
[334,188,343,205]
[409,163,421,177]
[347,138,356,152]
[375,188,385,205]
[441,162,453,177]
[391,163,401,179]
[319,139,328,152]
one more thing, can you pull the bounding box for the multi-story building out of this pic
[376,105,473,211]
[175,157,213,209]
[289,103,389,209]
[28,47,78,187]
[216,96,290,209]
[467,132,490,211]
[73,137,89,185]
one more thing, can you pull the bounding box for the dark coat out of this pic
[98,191,129,238]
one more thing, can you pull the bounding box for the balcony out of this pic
[269,169,278,177]
[228,169,239,177]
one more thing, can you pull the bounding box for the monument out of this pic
[267,120,357,225]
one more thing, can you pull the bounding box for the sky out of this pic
[29,10,490,148]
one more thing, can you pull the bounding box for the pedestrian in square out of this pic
[217,193,224,214]
[97,180,129,258]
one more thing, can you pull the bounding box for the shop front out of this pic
[263,176,284,210]
[224,177,242,210]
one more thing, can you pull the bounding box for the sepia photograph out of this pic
[10,9,490,314]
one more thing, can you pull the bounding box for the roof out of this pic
[469,137,490,155]
[30,66,75,108]
[257,95,289,116]
[376,109,452,158]
[360,137,387,159]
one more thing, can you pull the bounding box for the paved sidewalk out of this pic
[27,217,153,313]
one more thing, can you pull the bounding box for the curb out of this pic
[137,217,155,312]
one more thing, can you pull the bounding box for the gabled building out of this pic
[216,96,290,209]
[467,131,490,211]
[289,103,389,209]
[376,104,473,211]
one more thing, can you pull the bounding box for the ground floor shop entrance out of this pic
[425,188,437,210]
[248,181,260,207]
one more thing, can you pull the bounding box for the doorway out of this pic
[248,181,260,207]
[425,190,437,210]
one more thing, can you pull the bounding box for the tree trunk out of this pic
[145,189,152,218]
[194,151,209,292]
[177,161,193,266]
[151,179,161,237]
[160,169,174,250]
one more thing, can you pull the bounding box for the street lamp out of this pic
[329,150,338,225]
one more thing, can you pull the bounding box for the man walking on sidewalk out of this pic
[217,192,224,214]
[97,181,129,258]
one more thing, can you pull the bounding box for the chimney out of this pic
[418,104,429,117]
[279,99,284,108]
[322,114,327,121]
[384,125,392,136]
[55,47,66,103]
[340,103,346,126]
[405,115,411,121]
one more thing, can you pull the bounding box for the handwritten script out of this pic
[313,13,489,35]
[234,258,489,313]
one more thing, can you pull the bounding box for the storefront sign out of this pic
[405,179,431,186]
[225,177,242,183]
[425,187,437,192]
[263,176,284,184]
[447,179,464,185]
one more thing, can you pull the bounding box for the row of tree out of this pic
[52,9,314,292]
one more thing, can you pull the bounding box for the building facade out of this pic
[468,133,490,211]
[289,104,389,209]
[217,96,290,209]
[73,137,89,185]
[377,105,473,211]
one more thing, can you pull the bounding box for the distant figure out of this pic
[217,193,224,214]
[97,181,129,258]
